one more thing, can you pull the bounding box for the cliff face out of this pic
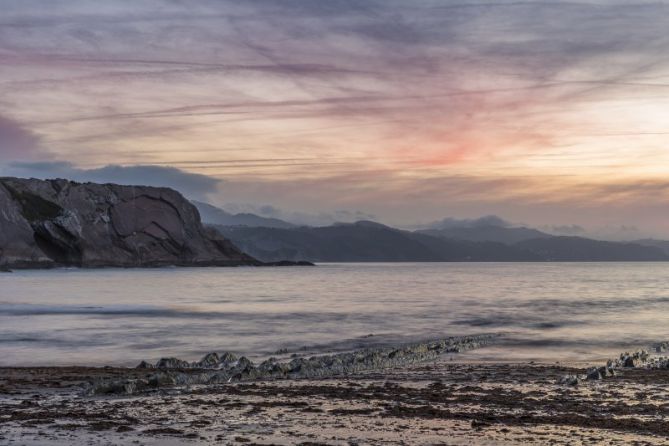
[0,177,258,268]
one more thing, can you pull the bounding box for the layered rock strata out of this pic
[0,177,258,268]
[89,334,499,395]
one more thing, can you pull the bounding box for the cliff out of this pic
[0,177,259,269]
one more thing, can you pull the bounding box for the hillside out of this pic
[417,225,551,244]
[214,222,668,263]
[515,237,668,261]
[634,239,669,256]
[192,200,295,229]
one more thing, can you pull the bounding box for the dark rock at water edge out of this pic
[155,358,192,369]
[557,344,669,386]
[0,177,310,269]
[135,361,154,369]
[606,349,669,370]
[263,260,314,267]
[89,334,499,395]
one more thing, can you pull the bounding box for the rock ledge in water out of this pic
[89,334,499,395]
[558,343,669,386]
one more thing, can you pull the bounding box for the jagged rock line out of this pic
[558,341,669,385]
[88,334,499,395]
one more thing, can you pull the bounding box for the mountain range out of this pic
[192,200,296,229]
[193,202,668,263]
[633,239,669,256]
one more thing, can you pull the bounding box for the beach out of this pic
[2,340,669,445]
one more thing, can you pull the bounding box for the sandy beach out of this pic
[2,342,669,446]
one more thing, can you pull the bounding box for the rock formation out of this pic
[0,177,259,268]
[89,334,499,395]
[557,342,669,386]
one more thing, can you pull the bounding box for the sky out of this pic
[1,0,669,236]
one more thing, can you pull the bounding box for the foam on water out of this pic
[1,262,668,366]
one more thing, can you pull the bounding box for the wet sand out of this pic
[2,355,669,445]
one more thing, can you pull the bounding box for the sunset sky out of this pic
[1,1,669,237]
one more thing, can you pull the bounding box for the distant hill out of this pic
[417,225,551,244]
[426,215,512,229]
[215,222,444,262]
[515,237,668,261]
[633,239,669,256]
[212,222,667,263]
[192,201,295,229]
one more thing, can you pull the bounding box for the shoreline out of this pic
[0,260,315,272]
[2,360,669,445]
[4,260,669,272]
[2,338,669,445]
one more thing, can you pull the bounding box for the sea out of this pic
[1,262,668,366]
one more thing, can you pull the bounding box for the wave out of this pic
[451,316,587,329]
[498,296,669,312]
[0,304,389,324]
[0,304,179,316]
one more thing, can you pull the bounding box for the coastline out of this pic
[5,259,669,272]
[2,338,669,445]
[0,260,315,272]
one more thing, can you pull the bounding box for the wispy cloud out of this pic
[1,1,669,234]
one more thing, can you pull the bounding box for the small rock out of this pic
[558,375,580,386]
[148,372,177,388]
[586,367,602,381]
[156,357,191,369]
[195,352,220,369]
[219,351,238,366]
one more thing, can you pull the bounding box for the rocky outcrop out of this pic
[0,177,259,268]
[89,334,499,395]
[558,342,669,386]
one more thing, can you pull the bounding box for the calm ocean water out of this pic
[1,263,668,366]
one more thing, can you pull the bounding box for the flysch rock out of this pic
[558,342,669,386]
[88,334,499,395]
[0,177,263,268]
